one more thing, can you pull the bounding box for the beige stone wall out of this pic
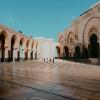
[0,25,35,62]
[58,2,100,58]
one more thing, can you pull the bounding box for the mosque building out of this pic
[57,2,100,63]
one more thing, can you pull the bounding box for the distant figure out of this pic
[53,58,54,63]
[44,58,45,63]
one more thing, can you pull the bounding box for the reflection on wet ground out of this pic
[0,60,100,100]
[0,81,72,100]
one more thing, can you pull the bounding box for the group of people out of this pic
[43,58,55,63]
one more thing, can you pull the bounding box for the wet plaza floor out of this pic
[0,60,100,100]
[0,80,70,100]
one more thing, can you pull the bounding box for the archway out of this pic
[19,38,24,61]
[67,32,74,44]
[30,42,34,60]
[25,40,29,60]
[0,31,7,62]
[11,35,16,61]
[63,46,69,59]
[75,46,81,59]
[83,17,100,44]
[89,34,99,58]
[56,46,61,59]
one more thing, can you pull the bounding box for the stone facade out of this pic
[57,2,100,61]
[0,25,55,62]
[0,25,36,62]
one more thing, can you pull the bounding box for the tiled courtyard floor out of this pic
[0,60,100,100]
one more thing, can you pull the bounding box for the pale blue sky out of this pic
[0,0,99,41]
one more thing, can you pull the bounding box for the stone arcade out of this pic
[0,25,55,62]
[0,25,37,62]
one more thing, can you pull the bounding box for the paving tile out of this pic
[0,60,100,100]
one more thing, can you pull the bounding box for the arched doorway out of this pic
[56,46,61,59]
[89,34,99,58]
[25,40,29,60]
[63,46,69,59]
[19,38,24,61]
[0,31,7,62]
[11,35,16,61]
[31,42,34,60]
[75,46,81,59]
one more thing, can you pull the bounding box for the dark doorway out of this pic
[31,42,34,60]
[0,32,6,62]
[18,51,20,61]
[63,46,69,59]
[89,34,99,58]
[25,40,29,60]
[31,51,33,60]
[35,52,37,60]
[75,46,81,59]
[56,46,61,59]
[25,52,28,60]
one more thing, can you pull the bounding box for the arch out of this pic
[67,32,75,44]
[83,17,100,44]
[89,27,98,37]
[56,46,61,59]
[63,46,69,59]
[20,37,24,45]
[30,42,34,60]
[26,40,30,48]
[89,34,99,58]
[18,37,25,61]
[11,35,17,61]
[0,31,7,38]
[0,31,7,62]
[25,40,30,60]
[32,42,34,49]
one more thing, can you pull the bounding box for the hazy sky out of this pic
[0,0,99,41]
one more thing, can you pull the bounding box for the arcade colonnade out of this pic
[0,25,39,62]
[57,2,100,60]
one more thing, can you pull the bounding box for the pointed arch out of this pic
[11,35,17,61]
[0,31,7,62]
[18,37,25,61]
